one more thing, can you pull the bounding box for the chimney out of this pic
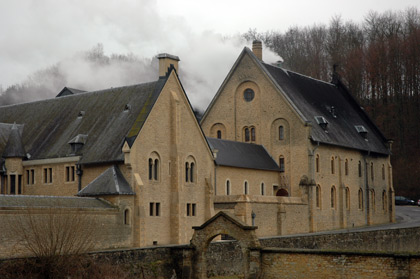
[157,53,180,77]
[252,40,263,61]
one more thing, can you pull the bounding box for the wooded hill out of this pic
[245,8,420,198]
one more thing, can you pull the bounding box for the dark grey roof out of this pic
[0,77,167,164]
[2,124,26,158]
[0,123,25,158]
[77,165,134,197]
[0,195,115,209]
[207,137,280,171]
[56,87,87,97]
[261,61,390,155]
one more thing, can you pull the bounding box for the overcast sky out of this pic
[0,0,419,109]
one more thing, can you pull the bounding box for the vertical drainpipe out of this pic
[363,153,370,226]
[76,164,83,192]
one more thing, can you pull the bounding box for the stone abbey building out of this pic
[0,42,394,257]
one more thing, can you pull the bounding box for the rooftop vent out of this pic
[68,134,88,155]
[78,111,85,118]
[124,104,131,112]
[315,116,328,130]
[329,106,337,118]
[355,125,368,139]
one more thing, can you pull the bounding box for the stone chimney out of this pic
[252,40,263,61]
[157,53,180,77]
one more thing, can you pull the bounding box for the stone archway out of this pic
[190,211,261,279]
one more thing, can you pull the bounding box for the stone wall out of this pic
[261,249,420,279]
[260,226,420,252]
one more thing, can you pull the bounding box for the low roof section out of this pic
[0,77,167,164]
[77,165,134,197]
[207,137,280,171]
[0,195,114,209]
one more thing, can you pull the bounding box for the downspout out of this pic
[363,152,370,226]
[308,140,319,233]
[76,164,83,192]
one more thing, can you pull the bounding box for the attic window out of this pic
[243,88,255,102]
[124,104,131,112]
[355,125,368,138]
[78,111,85,118]
[315,116,328,130]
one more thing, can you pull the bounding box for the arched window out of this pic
[316,185,321,208]
[358,188,364,210]
[251,127,256,142]
[371,162,374,180]
[345,187,350,210]
[345,159,349,176]
[331,157,335,174]
[358,161,362,177]
[261,182,265,195]
[279,156,285,172]
[185,162,189,182]
[244,127,250,142]
[190,162,195,182]
[244,181,249,195]
[185,156,196,183]
[148,159,153,180]
[154,159,159,180]
[217,130,222,139]
[331,186,336,209]
[316,154,320,173]
[148,152,160,181]
[226,180,231,195]
[276,188,289,196]
[124,209,130,225]
[279,126,284,140]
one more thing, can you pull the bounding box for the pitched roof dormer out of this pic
[2,124,25,158]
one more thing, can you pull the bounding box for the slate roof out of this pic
[0,77,167,164]
[2,124,26,158]
[261,61,390,155]
[77,165,134,197]
[206,137,280,171]
[0,195,114,209]
[0,123,24,158]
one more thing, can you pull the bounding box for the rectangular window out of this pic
[187,203,196,216]
[43,168,53,184]
[65,166,75,182]
[26,170,30,185]
[187,203,191,216]
[44,168,48,183]
[31,169,35,184]
[192,204,196,216]
[155,203,160,216]
[149,202,154,216]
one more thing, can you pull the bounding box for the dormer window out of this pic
[355,125,368,138]
[315,116,328,130]
[68,134,88,155]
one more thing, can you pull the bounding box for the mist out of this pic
[0,1,280,111]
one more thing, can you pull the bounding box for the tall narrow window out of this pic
[331,186,336,209]
[358,161,362,177]
[154,159,159,181]
[31,169,35,184]
[10,175,16,195]
[358,188,363,210]
[279,156,285,172]
[190,163,195,182]
[316,155,320,173]
[371,162,374,181]
[251,127,256,141]
[382,190,387,211]
[44,168,48,184]
[316,185,321,208]
[26,170,30,185]
[43,168,52,184]
[185,162,189,182]
[155,202,160,216]
[345,159,349,176]
[124,209,130,225]
[331,157,335,174]
[149,159,153,180]
[279,126,284,140]
[370,189,375,211]
[187,203,191,216]
[382,164,385,180]
[149,202,154,216]
[226,180,231,195]
[244,181,249,195]
[245,128,250,142]
[217,130,222,139]
[345,187,350,210]
[261,183,265,195]
[192,204,196,216]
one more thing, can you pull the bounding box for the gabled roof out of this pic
[203,47,390,156]
[207,137,280,171]
[261,62,390,155]
[77,165,134,197]
[0,77,167,164]
[2,123,25,158]
[56,87,87,97]
[0,123,25,158]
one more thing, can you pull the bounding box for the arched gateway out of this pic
[190,211,261,278]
